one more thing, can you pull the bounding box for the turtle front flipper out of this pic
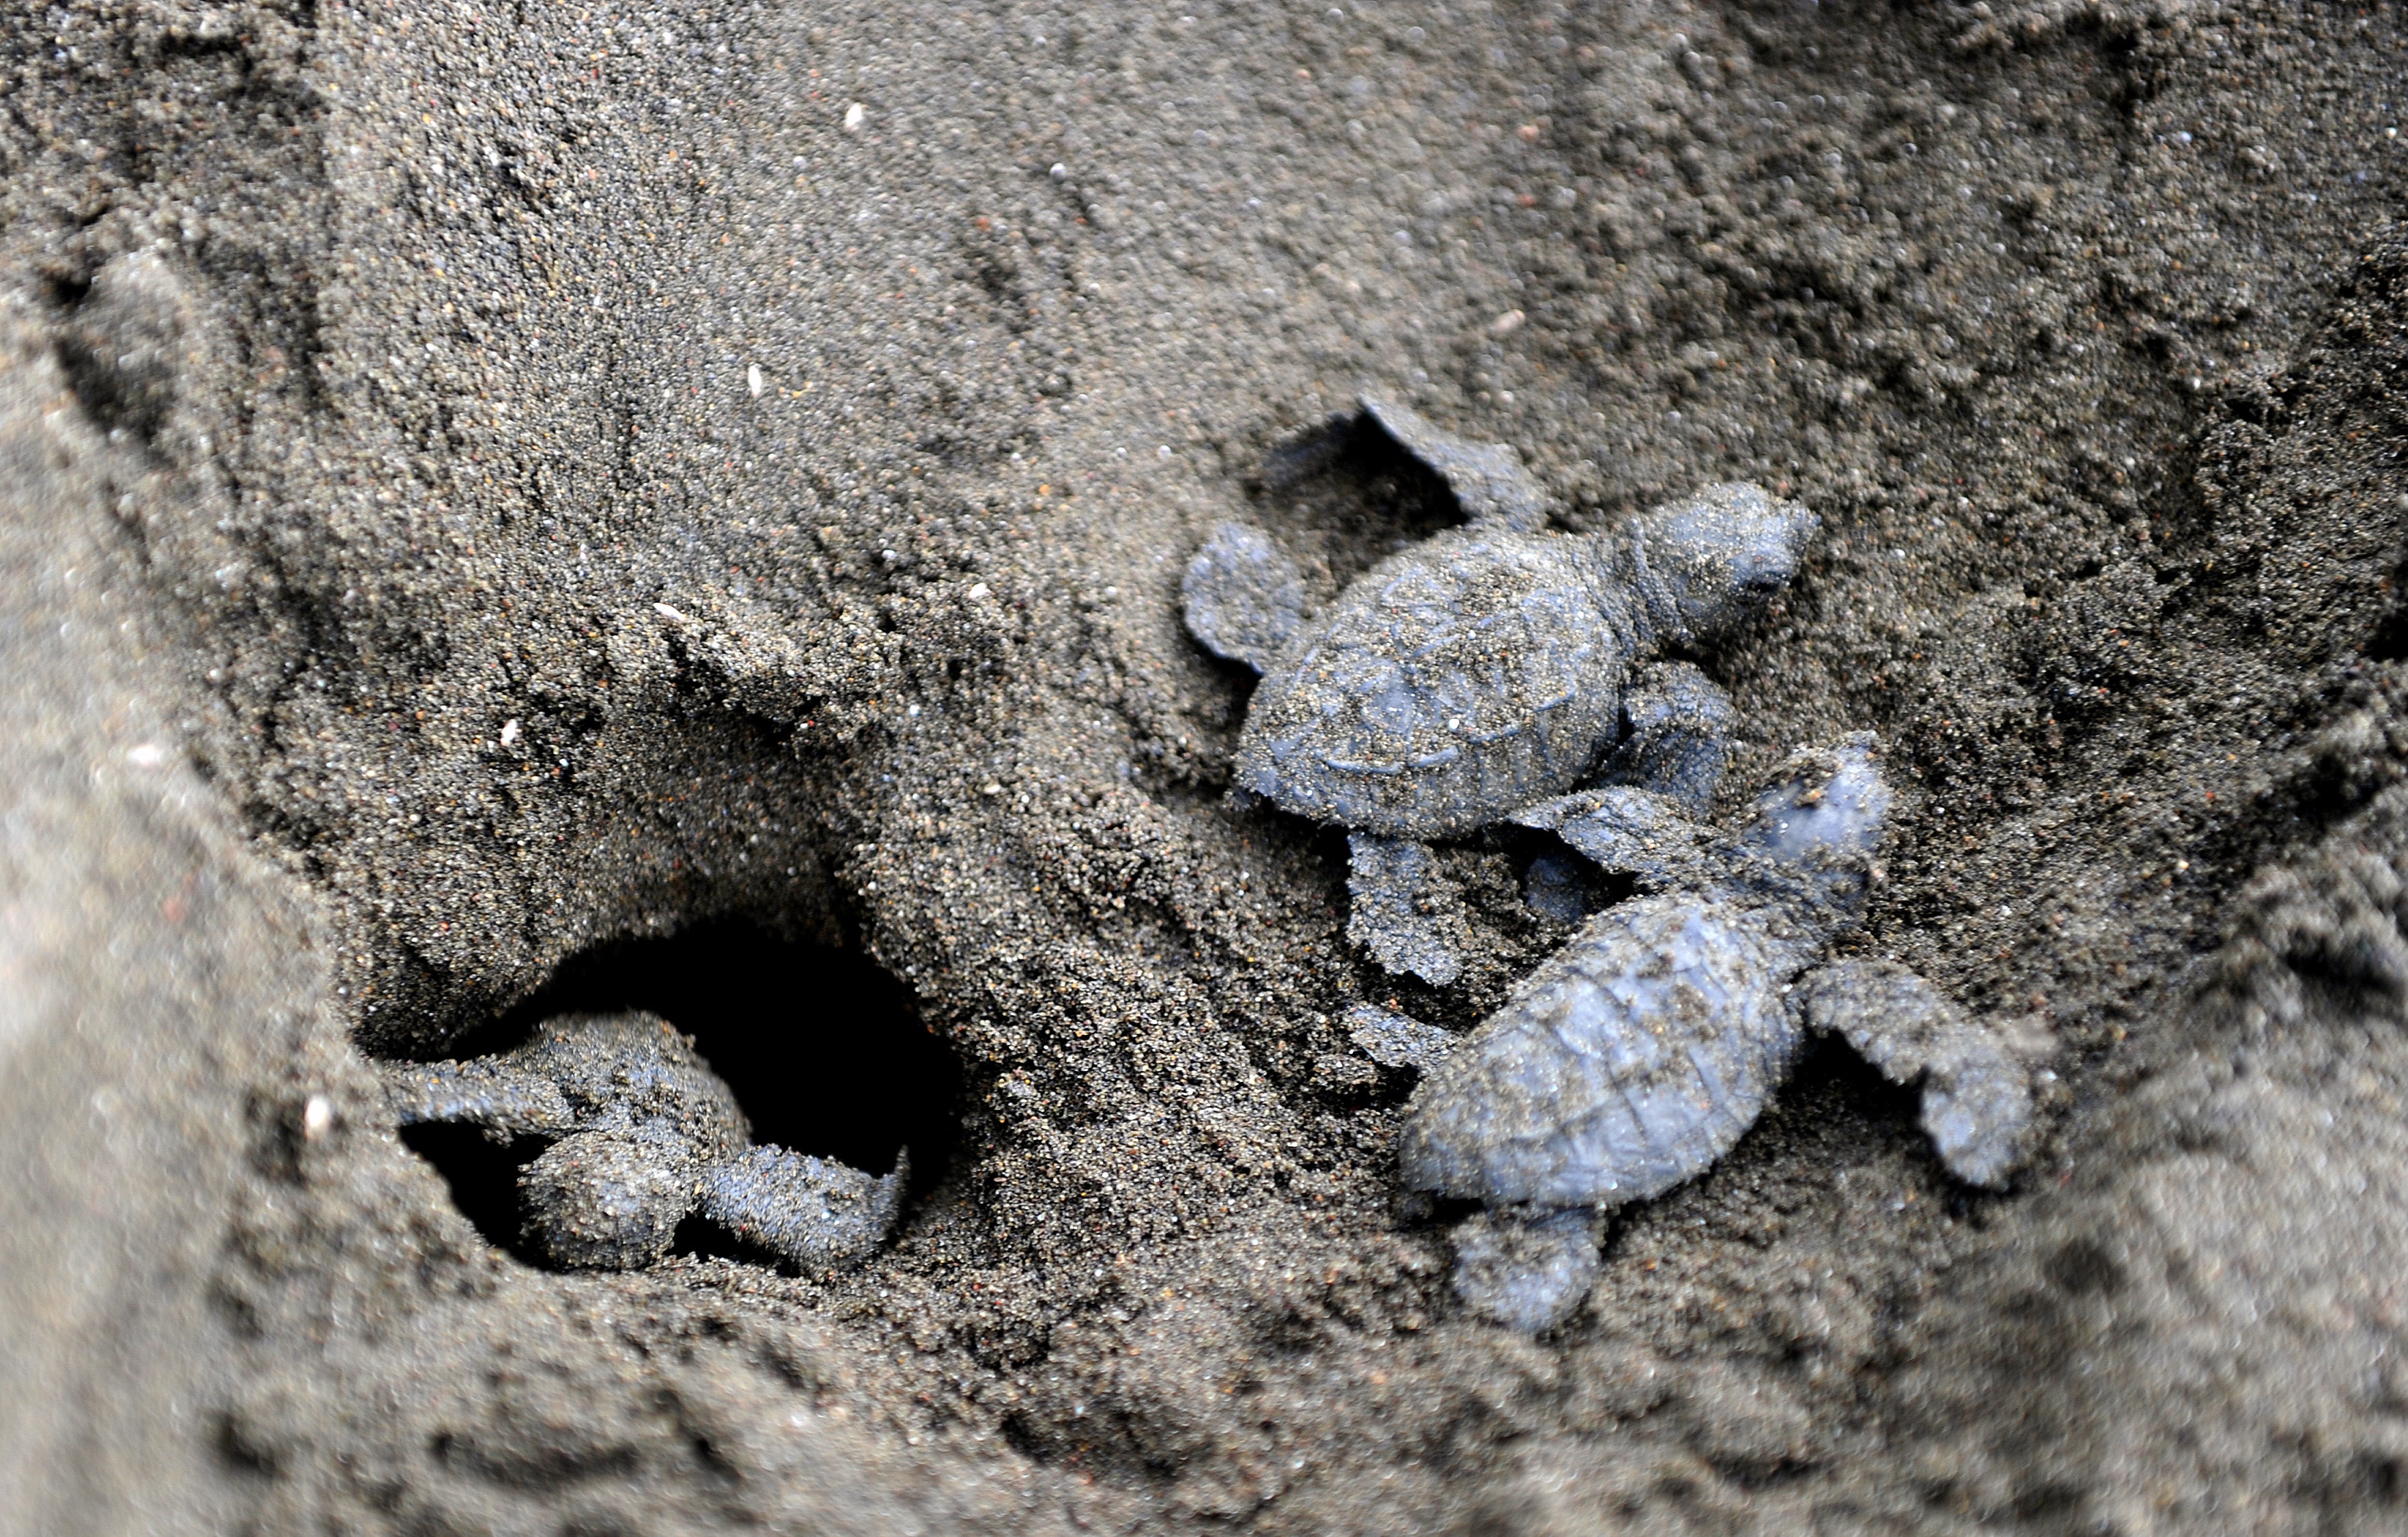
[696,1146,908,1271]
[1450,1206,1604,1333]
[1798,960,2034,1188]
[1513,785,1727,892]
[1347,831,1466,986]
[1601,660,1737,816]
[1358,393,1550,533]
[383,1056,576,1140]
[1181,521,1306,672]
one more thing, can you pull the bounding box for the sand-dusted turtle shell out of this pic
[1397,737,2040,1331]
[1230,479,1814,842]
[1182,395,1817,984]
[1237,523,1638,840]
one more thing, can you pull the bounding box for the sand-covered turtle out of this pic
[384,1012,906,1271]
[1183,395,1817,984]
[1397,736,2037,1331]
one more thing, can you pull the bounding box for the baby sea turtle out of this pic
[1399,735,2037,1331]
[1183,395,1817,984]
[384,1012,906,1271]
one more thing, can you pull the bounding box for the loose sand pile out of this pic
[6,1,2408,1531]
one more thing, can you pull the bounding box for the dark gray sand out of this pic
[5,0,2408,1531]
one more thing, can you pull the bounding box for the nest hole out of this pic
[395,1122,550,1264]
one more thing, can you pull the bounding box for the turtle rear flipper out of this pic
[1347,831,1465,986]
[1347,1002,1459,1077]
[1451,1207,1603,1333]
[1181,521,1306,672]
[1799,960,2034,1188]
[1358,393,1549,533]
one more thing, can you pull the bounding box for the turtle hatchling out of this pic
[1182,393,1817,984]
[384,1012,907,1271]
[1399,734,2040,1332]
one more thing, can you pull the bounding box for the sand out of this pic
[5,0,2408,1531]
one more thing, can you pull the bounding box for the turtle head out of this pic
[1627,483,1818,645]
[1733,732,1892,928]
[1739,733,1892,868]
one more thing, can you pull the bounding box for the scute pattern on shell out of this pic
[1235,526,1638,840]
[1401,896,1810,1210]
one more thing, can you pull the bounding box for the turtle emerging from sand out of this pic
[384,1012,906,1272]
[1182,394,1817,985]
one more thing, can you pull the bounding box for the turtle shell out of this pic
[1399,896,1808,1209]
[1233,526,1637,839]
